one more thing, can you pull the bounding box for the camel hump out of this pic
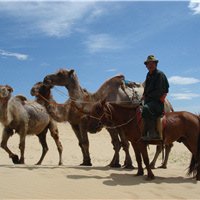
[15,95,27,105]
[115,74,125,80]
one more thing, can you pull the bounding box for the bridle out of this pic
[99,102,138,130]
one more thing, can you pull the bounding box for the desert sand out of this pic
[0,122,200,199]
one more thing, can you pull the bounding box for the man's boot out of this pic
[141,119,150,141]
[141,118,161,141]
[148,118,161,140]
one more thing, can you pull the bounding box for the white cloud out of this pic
[0,2,98,38]
[105,68,117,72]
[0,49,28,61]
[168,76,200,85]
[85,34,123,53]
[189,0,200,14]
[170,93,200,100]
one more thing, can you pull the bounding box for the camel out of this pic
[43,68,174,168]
[0,84,63,165]
[31,81,134,168]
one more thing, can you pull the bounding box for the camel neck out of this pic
[0,99,9,125]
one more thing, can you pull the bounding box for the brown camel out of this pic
[31,81,134,168]
[0,84,63,165]
[43,68,174,168]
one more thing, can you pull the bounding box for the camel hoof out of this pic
[109,163,121,168]
[123,164,135,170]
[11,155,20,164]
[80,162,92,166]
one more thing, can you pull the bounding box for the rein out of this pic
[102,103,137,129]
[37,93,66,107]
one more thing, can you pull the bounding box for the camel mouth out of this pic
[43,78,52,86]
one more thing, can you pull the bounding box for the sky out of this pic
[0,0,200,113]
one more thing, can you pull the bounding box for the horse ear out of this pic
[6,85,13,93]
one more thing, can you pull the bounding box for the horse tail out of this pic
[188,115,200,177]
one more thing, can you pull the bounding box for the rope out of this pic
[52,86,141,104]
[104,115,136,129]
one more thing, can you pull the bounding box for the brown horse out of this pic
[87,100,200,180]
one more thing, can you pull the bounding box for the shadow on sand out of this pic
[66,166,197,185]
[0,164,197,185]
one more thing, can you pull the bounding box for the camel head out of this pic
[43,69,75,87]
[31,81,53,99]
[0,85,13,99]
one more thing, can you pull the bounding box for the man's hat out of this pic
[144,55,159,65]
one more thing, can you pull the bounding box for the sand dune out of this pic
[0,123,199,199]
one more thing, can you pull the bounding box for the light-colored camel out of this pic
[43,69,174,168]
[31,81,134,168]
[0,84,63,165]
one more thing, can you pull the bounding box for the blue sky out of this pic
[0,0,200,113]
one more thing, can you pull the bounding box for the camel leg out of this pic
[1,127,19,164]
[49,121,63,165]
[107,128,121,168]
[119,129,134,169]
[71,124,92,166]
[36,129,49,165]
[158,144,173,169]
[131,143,144,176]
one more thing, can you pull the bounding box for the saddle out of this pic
[136,107,167,140]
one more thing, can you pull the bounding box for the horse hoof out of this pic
[11,155,20,164]
[149,164,156,169]
[135,171,144,176]
[146,175,155,180]
[158,165,167,169]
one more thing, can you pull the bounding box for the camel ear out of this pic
[69,69,74,77]
[101,98,107,106]
[6,85,13,93]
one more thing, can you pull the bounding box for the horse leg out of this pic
[107,128,121,168]
[119,129,134,169]
[71,124,92,166]
[140,142,155,180]
[1,127,19,164]
[35,129,49,165]
[158,144,173,169]
[131,143,144,176]
[149,145,162,169]
[49,121,63,165]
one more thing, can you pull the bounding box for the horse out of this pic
[43,68,174,169]
[86,100,200,180]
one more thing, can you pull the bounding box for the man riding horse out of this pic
[141,55,169,141]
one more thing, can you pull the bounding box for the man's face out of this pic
[146,61,156,74]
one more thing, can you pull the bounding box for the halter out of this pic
[100,103,138,129]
